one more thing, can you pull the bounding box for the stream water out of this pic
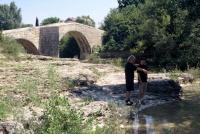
[131,100,200,134]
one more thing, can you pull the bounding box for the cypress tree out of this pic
[35,17,39,26]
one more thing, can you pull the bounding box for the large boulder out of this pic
[147,79,182,98]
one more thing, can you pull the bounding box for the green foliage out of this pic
[168,71,180,83]
[59,35,80,58]
[118,0,145,9]
[82,97,94,106]
[35,17,39,26]
[0,36,25,57]
[186,67,200,80]
[41,17,60,25]
[0,100,7,119]
[92,46,102,53]
[34,94,91,134]
[76,15,95,27]
[90,67,107,78]
[102,0,200,68]
[15,65,23,71]
[114,58,123,67]
[21,23,33,28]
[86,53,101,64]
[47,66,62,90]
[94,103,128,134]
[0,2,22,30]
[16,76,41,106]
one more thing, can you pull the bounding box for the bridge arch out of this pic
[59,31,91,59]
[3,22,104,59]
[16,39,40,55]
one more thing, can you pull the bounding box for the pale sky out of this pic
[0,0,118,27]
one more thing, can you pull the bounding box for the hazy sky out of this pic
[0,0,118,27]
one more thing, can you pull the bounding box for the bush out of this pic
[0,36,25,57]
[114,58,123,67]
[186,67,200,80]
[86,53,101,64]
[0,100,7,120]
[34,94,92,134]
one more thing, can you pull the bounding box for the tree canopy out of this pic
[21,23,33,28]
[76,16,95,27]
[40,17,60,25]
[0,2,22,30]
[102,0,200,68]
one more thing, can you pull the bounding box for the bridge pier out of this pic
[80,51,90,60]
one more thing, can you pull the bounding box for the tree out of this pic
[59,35,80,58]
[117,0,145,9]
[0,2,22,30]
[76,16,95,27]
[40,17,60,25]
[21,23,33,28]
[35,17,39,26]
[102,0,200,68]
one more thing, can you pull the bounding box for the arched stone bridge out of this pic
[2,22,104,59]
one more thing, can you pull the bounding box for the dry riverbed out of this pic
[0,55,199,133]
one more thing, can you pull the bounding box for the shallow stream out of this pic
[131,100,200,134]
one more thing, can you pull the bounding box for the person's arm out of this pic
[137,67,147,74]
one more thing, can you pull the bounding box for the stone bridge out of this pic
[2,22,104,59]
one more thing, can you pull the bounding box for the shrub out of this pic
[0,100,7,120]
[34,94,92,134]
[114,58,123,67]
[186,67,200,81]
[86,53,101,64]
[0,36,25,57]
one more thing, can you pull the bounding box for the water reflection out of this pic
[133,114,154,134]
[131,100,200,134]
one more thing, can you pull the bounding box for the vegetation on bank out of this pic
[101,0,200,69]
[0,31,25,58]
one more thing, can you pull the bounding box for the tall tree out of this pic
[0,2,22,30]
[117,0,145,9]
[35,17,39,26]
[40,17,60,25]
[102,0,200,68]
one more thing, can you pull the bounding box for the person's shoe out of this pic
[125,100,133,106]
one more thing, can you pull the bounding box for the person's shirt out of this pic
[125,62,137,80]
[137,64,147,82]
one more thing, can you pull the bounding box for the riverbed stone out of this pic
[0,121,24,134]
[147,79,182,97]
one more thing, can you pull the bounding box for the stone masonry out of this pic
[2,22,104,59]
